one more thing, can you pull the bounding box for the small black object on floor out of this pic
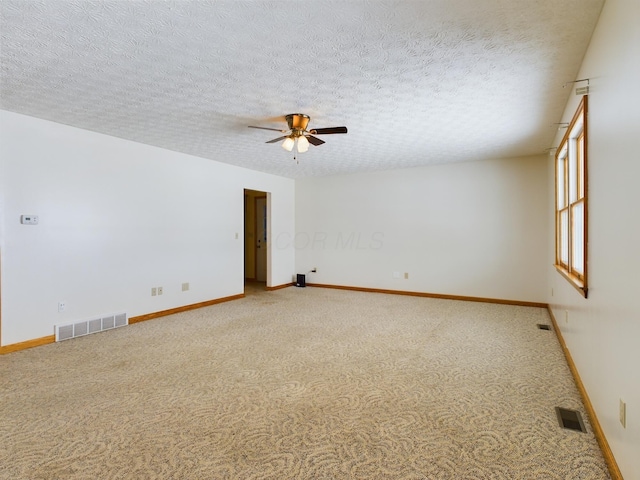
[296,274,306,287]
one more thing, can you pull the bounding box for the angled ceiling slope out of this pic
[0,0,604,178]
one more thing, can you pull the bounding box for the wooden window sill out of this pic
[555,264,588,298]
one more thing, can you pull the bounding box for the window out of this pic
[555,96,588,297]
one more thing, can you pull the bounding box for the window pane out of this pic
[560,209,569,265]
[568,142,578,203]
[557,153,566,208]
[572,201,584,275]
[577,132,585,199]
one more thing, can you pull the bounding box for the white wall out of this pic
[548,0,640,477]
[0,111,295,346]
[295,156,548,303]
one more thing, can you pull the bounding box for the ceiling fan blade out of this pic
[265,136,288,144]
[310,126,348,135]
[248,126,287,133]
[306,135,325,146]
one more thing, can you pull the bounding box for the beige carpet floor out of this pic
[0,286,610,479]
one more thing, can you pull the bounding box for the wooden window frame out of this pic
[555,96,588,298]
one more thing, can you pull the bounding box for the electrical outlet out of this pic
[311,268,317,273]
[58,301,66,313]
[182,282,189,292]
[620,399,626,428]
[151,287,157,296]
[158,286,163,295]
[404,272,409,279]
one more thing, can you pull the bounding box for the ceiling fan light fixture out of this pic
[297,135,309,153]
[281,137,295,151]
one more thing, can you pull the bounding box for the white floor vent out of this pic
[55,313,127,342]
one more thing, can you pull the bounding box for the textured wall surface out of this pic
[0,0,603,177]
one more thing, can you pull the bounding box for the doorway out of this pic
[244,189,269,292]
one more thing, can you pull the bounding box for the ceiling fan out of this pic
[248,114,347,153]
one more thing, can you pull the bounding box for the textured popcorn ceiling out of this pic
[0,0,604,178]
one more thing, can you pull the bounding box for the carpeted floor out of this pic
[0,287,610,479]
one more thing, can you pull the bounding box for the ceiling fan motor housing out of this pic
[286,114,310,133]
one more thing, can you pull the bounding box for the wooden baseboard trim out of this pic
[547,307,623,480]
[1,294,245,354]
[1,294,246,354]
[306,283,548,308]
[0,335,56,355]
[129,293,245,324]
[266,282,295,291]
